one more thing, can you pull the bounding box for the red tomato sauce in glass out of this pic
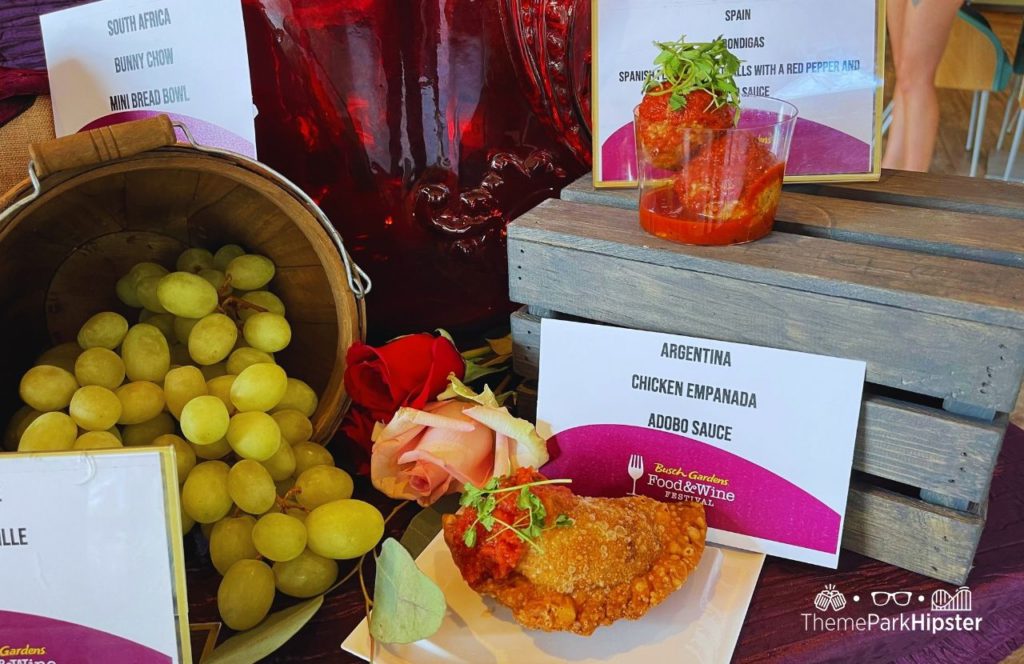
[640,133,786,246]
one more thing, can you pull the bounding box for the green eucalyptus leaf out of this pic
[370,538,446,644]
[204,596,323,664]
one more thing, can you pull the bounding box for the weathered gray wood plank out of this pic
[843,480,983,585]
[511,308,1006,502]
[791,169,1024,221]
[509,232,1024,411]
[564,176,1024,268]
[516,198,1024,330]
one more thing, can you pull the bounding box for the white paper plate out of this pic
[341,532,764,664]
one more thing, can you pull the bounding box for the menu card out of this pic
[40,0,256,156]
[537,319,866,568]
[0,448,190,663]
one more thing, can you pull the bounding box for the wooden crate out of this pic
[508,171,1024,585]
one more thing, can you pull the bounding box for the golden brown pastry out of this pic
[442,468,706,635]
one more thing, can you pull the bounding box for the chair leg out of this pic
[970,91,990,177]
[966,91,980,151]
[997,75,1022,151]
[1005,110,1024,181]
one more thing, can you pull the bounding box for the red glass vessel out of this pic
[240,0,592,338]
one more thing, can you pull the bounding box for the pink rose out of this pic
[370,376,548,506]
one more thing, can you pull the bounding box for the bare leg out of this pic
[891,0,963,172]
[882,0,909,169]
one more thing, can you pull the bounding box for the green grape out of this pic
[152,434,196,485]
[69,385,122,431]
[107,426,123,442]
[139,311,176,341]
[4,406,41,451]
[226,254,275,290]
[273,548,338,598]
[19,365,79,411]
[206,374,237,414]
[176,248,215,273]
[238,291,286,321]
[227,412,281,461]
[217,559,275,631]
[200,362,228,381]
[228,459,277,515]
[136,275,169,313]
[116,273,142,308]
[225,347,275,376]
[252,512,306,562]
[190,437,231,460]
[200,521,216,540]
[19,412,77,452]
[73,431,122,450]
[115,381,166,425]
[295,466,354,510]
[292,442,335,476]
[285,507,308,522]
[214,244,246,270]
[181,460,233,523]
[260,436,296,481]
[210,516,260,575]
[180,504,196,534]
[242,312,291,353]
[164,365,208,419]
[230,363,287,412]
[122,412,175,446]
[189,314,238,365]
[121,324,170,382]
[272,378,318,417]
[180,395,230,445]
[199,268,227,291]
[272,410,313,445]
[129,261,170,280]
[35,342,83,373]
[172,316,199,344]
[77,312,129,349]
[157,272,219,319]
[74,347,126,390]
[119,261,170,309]
[305,499,384,560]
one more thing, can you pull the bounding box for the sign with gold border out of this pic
[0,447,191,663]
[592,0,886,187]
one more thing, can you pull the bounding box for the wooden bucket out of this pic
[0,115,369,443]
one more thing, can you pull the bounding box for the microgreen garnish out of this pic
[460,476,574,552]
[643,35,742,115]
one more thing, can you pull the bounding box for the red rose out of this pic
[344,332,465,414]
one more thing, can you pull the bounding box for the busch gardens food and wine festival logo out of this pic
[803,584,983,635]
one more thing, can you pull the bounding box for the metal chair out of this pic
[935,7,1014,176]
[996,21,1023,153]
[1003,76,1023,180]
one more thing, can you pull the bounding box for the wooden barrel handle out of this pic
[29,115,177,178]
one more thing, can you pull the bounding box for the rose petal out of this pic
[371,436,422,500]
[492,432,511,478]
[462,405,549,468]
[408,336,465,408]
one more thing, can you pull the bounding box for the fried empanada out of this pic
[442,469,706,635]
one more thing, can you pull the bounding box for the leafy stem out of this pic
[643,35,742,116]
[460,476,575,551]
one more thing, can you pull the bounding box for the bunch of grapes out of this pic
[3,244,385,631]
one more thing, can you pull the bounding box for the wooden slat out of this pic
[789,169,1024,220]
[509,210,1024,412]
[519,199,1024,330]
[562,177,1024,268]
[511,308,1006,502]
[843,481,984,585]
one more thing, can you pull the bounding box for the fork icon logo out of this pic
[627,454,645,495]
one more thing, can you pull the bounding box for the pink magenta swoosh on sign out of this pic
[542,424,841,554]
[79,111,256,157]
[0,610,172,663]
[601,115,870,180]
